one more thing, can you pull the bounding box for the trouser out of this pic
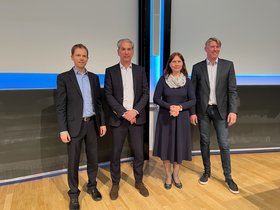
[67,118,98,198]
[198,105,232,179]
[110,120,144,184]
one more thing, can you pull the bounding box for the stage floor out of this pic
[1,152,280,210]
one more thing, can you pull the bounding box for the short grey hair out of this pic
[117,38,134,49]
[205,37,222,48]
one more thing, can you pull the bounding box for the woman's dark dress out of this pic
[153,76,196,163]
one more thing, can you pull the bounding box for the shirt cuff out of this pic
[60,131,68,135]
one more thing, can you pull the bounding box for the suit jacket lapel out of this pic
[116,64,124,95]
[88,73,95,101]
[216,59,222,86]
[132,64,137,94]
[202,60,210,88]
[69,69,82,97]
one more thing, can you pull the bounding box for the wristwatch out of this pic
[179,105,183,111]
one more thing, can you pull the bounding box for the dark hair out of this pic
[71,44,89,57]
[164,52,188,78]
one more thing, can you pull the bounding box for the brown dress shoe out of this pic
[110,184,119,200]
[135,183,149,197]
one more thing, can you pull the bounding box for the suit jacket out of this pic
[104,63,149,127]
[190,58,239,119]
[56,68,105,137]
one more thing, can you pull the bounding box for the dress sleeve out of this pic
[179,79,196,110]
[153,76,171,109]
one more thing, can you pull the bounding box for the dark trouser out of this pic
[67,118,98,198]
[110,120,144,185]
[198,105,232,180]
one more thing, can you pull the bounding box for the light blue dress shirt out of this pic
[74,67,95,117]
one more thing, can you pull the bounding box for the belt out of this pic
[82,116,94,122]
[208,104,217,109]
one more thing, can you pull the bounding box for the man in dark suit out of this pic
[190,37,240,194]
[56,44,107,210]
[104,39,149,200]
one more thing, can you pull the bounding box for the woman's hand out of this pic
[170,105,181,117]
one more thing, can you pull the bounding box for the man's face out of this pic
[118,41,134,64]
[205,41,221,61]
[71,48,88,70]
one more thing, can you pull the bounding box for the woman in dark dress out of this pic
[153,52,196,189]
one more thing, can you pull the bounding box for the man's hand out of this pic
[227,112,237,126]
[99,126,107,137]
[60,131,71,143]
[130,117,137,125]
[190,114,198,126]
[123,110,137,122]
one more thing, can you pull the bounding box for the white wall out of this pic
[0,0,138,74]
[171,0,280,74]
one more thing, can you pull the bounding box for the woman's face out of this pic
[169,55,183,74]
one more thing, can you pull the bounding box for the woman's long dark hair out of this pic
[164,52,188,79]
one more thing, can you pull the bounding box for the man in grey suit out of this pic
[56,44,107,210]
[104,39,149,200]
[190,37,240,194]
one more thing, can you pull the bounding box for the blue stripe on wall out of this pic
[0,73,105,90]
[0,73,58,90]
[0,73,279,90]
[150,0,165,98]
[0,72,280,90]
[0,73,280,90]
[236,74,280,85]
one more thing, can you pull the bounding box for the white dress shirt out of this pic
[207,58,218,105]
[120,63,134,110]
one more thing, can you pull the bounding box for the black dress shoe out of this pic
[87,187,102,201]
[69,197,80,210]
[164,182,172,190]
[172,174,183,189]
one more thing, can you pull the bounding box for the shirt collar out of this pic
[206,58,218,65]
[119,62,132,70]
[73,67,88,75]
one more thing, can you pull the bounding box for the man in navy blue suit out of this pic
[56,44,107,210]
[104,39,149,200]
